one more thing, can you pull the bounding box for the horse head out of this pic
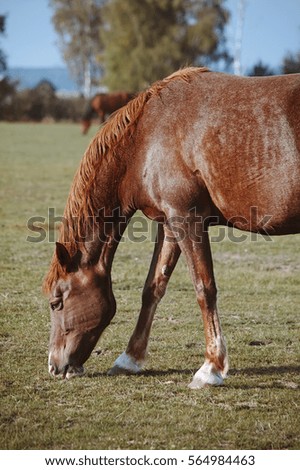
[47,243,116,378]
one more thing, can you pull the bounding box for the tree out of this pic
[0,15,19,121]
[0,77,17,120]
[0,15,7,72]
[282,51,300,74]
[101,0,231,92]
[50,0,106,97]
[247,60,274,77]
[24,80,57,121]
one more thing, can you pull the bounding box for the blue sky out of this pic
[1,0,300,73]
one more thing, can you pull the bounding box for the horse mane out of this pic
[43,67,210,293]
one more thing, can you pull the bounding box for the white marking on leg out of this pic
[207,334,229,378]
[216,334,229,377]
[113,351,143,374]
[194,360,223,385]
[188,360,224,389]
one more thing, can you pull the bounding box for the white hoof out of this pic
[188,361,224,389]
[108,352,143,376]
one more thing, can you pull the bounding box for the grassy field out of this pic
[0,122,299,450]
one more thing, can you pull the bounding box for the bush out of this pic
[0,78,88,122]
[0,76,18,120]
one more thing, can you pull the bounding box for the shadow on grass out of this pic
[144,365,300,389]
[86,368,193,379]
[85,365,299,391]
[230,364,300,376]
[226,365,300,389]
[144,365,300,378]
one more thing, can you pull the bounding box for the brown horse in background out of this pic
[81,91,135,134]
[45,67,300,388]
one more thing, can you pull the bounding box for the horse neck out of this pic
[66,154,130,274]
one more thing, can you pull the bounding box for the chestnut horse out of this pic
[81,91,135,135]
[45,67,300,388]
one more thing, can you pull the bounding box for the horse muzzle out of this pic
[48,354,84,379]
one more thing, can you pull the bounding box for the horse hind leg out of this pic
[190,271,228,388]
[108,224,181,376]
[169,214,228,388]
[98,109,105,123]
[189,331,229,388]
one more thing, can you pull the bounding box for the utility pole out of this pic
[83,62,92,99]
[83,0,92,98]
[233,0,246,75]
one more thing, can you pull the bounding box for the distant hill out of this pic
[7,67,79,95]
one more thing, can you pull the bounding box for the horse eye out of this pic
[50,300,63,311]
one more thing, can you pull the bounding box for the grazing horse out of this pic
[44,67,300,388]
[81,91,135,135]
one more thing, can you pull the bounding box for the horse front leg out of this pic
[173,216,228,388]
[108,223,181,375]
[98,110,105,123]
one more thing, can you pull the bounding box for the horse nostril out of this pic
[49,363,59,376]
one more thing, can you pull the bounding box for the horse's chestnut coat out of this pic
[45,68,300,387]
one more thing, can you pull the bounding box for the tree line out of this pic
[0,1,300,122]
[49,0,231,96]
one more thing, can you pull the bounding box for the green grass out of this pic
[0,122,299,450]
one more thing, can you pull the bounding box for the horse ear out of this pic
[56,243,82,272]
[55,242,72,269]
